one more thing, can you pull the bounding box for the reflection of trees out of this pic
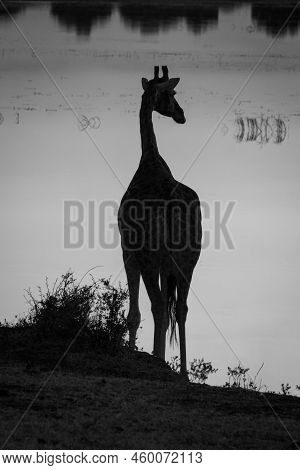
[2,0,300,40]
[50,2,114,36]
[218,0,249,14]
[235,116,287,144]
[47,1,300,38]
[252,3,300,37]
[119,3,218,35]
[0,3,27,21]
[185,6,219,34]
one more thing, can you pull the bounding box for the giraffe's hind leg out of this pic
[123,252,141,349]
[159,269,170,358]
[176,274,192,377]
[140,263,168,360]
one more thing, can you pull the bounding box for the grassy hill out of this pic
[0,345,300,450]
[0,272,300,450]
[0,273,299,450]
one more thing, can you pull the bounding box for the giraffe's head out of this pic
[141,66,186,124]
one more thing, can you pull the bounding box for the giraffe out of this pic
[118,66,202,376]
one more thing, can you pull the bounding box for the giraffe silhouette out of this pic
[118,66,202,376]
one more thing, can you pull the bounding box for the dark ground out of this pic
[0,345,299,450]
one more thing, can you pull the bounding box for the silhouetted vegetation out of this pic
[1,270,300,449]
[1,271,299,395]
[0,272,129,357]
[281,383,292,396]
[169,356,218,384]
[224,363,266,391]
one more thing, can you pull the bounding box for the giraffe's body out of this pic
[118,67,201,375]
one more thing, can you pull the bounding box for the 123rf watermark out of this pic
[63,200,236,251]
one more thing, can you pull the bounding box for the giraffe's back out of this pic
[118,160,201,272]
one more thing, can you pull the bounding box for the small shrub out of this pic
[224,363,265,391]
[281,383,291,396]
[224,364,250,389]
[168,356,218,384]
[168,355,181,374]
[189,358,218,384]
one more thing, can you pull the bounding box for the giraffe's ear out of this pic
[155,78,180,92]
[142,78,149,90]
[168,78,180,89]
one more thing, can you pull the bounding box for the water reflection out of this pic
[0,1,300,38]
[235,116,287,145]
[78,115,101,131]
[252,4,300,37]
[0,3,26,20]
[119,3,218,35]
[50,2,114,36]
[218,1,247,14]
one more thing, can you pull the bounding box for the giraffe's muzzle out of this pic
[174,114,186,124]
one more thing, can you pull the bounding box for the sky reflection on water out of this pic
[0,1,300,390]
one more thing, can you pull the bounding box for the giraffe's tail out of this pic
[167,273,178,346]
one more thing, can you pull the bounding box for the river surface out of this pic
[1,1,300,391]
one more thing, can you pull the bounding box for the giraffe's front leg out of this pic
[140,266,168,360]
[123,253,141,349]
[128,307,141,350]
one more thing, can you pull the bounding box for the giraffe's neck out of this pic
[139,90,159,161]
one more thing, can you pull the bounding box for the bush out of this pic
[189,358,218,384]
[1,272,129,354]
[89,277,129,352]
[224,363,265,391]
[25,272,94,339]
[281,383,291,396]
[168,356,218,384]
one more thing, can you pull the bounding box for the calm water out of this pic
[1,1,300,390]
